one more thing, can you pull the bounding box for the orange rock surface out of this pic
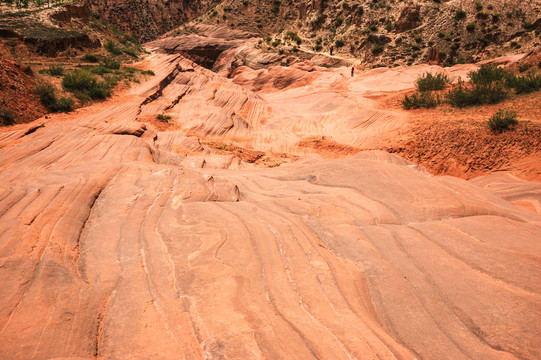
[0,46,540,360]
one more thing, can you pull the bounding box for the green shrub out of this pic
[416,72,450,91]
[402,91,439,109]
[88,82,111,99]
[52,97,75,112]
[455,9,466,21]
[102,58,120,69]
[466,23,475,32]
[35,83,74,112]
[0,108,16,126]
[447,79,507,107]
[48,65,64,76]
[469,65,509,86]
[62,70,112,100]
[335,39,344,48]
[487,109,518,132]
[141,70,155,76]
[63,70,97,92]
[35,82,57,108]
[83,53,100,63]
[90,66,112,75]
[104,40,122,55]
[157,114,171,121]
[506,72,541,94]
[371,44,384,55]
[518,64,531,73]
[286,31,302,45]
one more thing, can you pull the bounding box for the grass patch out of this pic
[487,109,518,132]
[416,72,450,91]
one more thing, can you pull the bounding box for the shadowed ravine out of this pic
[0,47,540,360]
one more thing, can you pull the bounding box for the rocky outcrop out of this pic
[394,4,422,32]
[0,25,540,360]
[50,4,91,23]
[0,6,100,56]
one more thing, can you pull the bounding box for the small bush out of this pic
[83,53,100,63]
[102,58,120,69]
[52,97,75,112]
[88,82,111,99]
[518,64,531,73]
[455,9,466,21]
[487,109,518,132]
[335,39,345,48]
[0,108,16,126]
[141,70,155,76]
[90,66,112,75]
[466,23,476,32]
[286,31,302,45]
[35,82,57,108]
[446,76,508,107]
[62,70,112,100]
[48,65,64,76]
[104,40,122,55]
[506,72,541,94]
[157,114,171,121]
[416,72,450,91]
[63,70,97,92]
[35,83,74,112]
[371,44,384,55]
[402,91,439,109]
[470,65,509,86]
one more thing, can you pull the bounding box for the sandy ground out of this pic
[0,47,540,360]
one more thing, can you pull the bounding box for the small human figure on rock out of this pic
[330,45,334,56]
[351,66,355,77]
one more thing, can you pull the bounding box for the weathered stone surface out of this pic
[0,40,539,360]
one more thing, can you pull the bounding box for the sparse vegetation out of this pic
[402,91,439,109]
[506,72,541,94]
[447,66,509,107]
[371,44,384,55]
[0,108,16,126]
[415,72,450,91]
[157,114,171,121]
[487,109,518,132]
[62,70,112,101]
[83,53,100,63]
[455,9,466,21]
[35,82,74,112]
[104,40,122,55]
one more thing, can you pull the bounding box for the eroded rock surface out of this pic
[0,42,540,360]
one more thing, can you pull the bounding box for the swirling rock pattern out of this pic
[0,49,540,360]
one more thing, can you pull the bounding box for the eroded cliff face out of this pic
[82,0,219,42]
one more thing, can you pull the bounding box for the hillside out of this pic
[188,0,541,68]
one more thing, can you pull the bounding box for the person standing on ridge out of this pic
[351,66,355,77]
[330,45,334,56]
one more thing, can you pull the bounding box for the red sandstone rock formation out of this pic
[0,39,540,360]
